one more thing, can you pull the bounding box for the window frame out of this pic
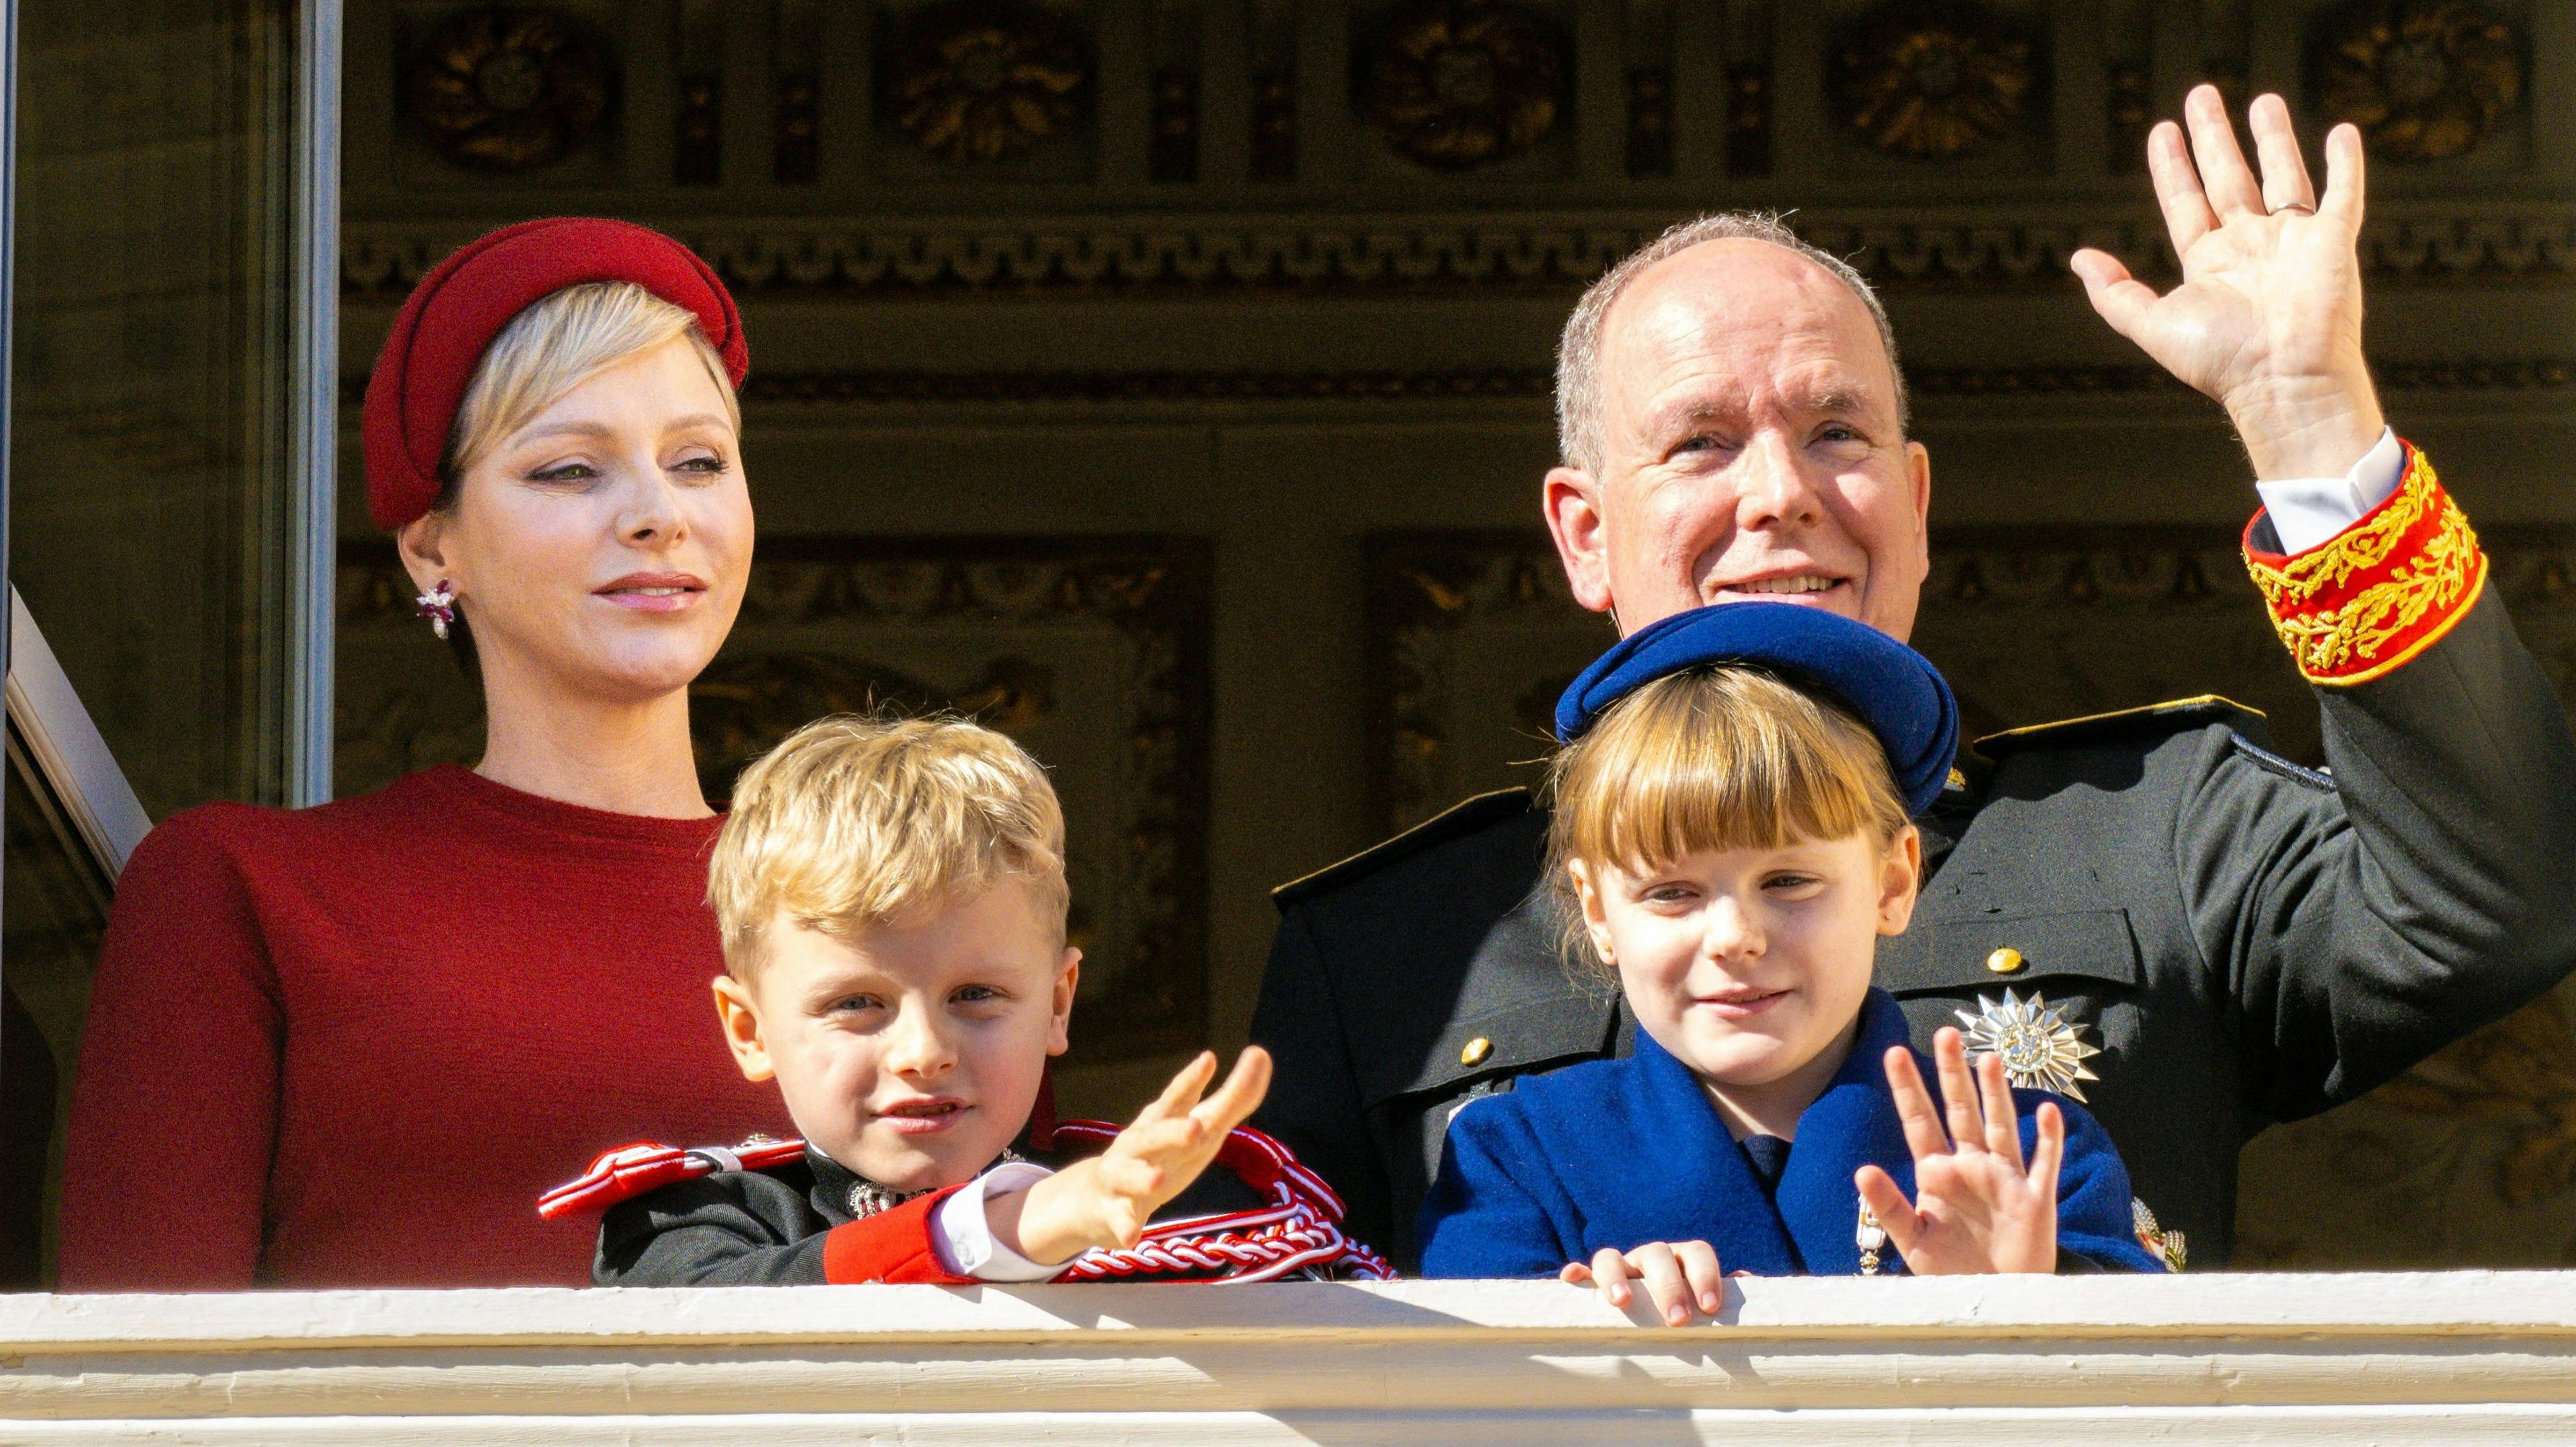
[0,0,342,1283]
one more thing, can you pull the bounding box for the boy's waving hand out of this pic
[990,1047,1274,1266]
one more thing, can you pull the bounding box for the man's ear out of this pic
[711,973,776,1083]
[1877,825,1924,937]
[1544,465,1617,616]
[396,509,456,600]
[1045,946,1081,1057]
[1566,859,1617,965]
[1905,440,1933,570]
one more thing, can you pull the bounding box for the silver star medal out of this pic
[1956,988,2102,1101]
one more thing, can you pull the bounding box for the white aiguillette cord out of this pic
[1856,1203,1887,1275]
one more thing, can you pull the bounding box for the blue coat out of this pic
[1418,988,2165,1276]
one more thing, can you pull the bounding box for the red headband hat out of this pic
[361,217,751,532]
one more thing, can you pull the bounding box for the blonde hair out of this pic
[1545,668,1908,960]
[708,714,1069,979]
[441,280,741,488]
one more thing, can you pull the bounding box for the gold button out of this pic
[1461,1037,1493,1066]
[1986,947,2026,975]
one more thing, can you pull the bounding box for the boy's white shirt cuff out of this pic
[931,1161,1063,1282]
[2253,427,2404,556]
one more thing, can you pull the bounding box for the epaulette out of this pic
[1972,695,2269,760]
[538,1136,807,1219]
[1270,787,1535,910]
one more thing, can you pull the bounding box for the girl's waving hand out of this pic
[1854,1027,2063,1275]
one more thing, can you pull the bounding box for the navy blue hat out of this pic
[1554,602,1960,818]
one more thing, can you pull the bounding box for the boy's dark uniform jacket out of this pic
[592,1142,985,1286]
[1251,444,2576,1270]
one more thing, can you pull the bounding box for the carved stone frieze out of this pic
[1626,66,1674,179]
[334,358,2574,412]
[405,5,614,173]
[712,360,2568,408]
[1148,68,1200,184]
[886,0,1094,164]
[343,209,2576,295]
[2309,0,2525,164]
[1727,62,1775,177]
[1832,1,2041,161]
[1363,0,1571,171]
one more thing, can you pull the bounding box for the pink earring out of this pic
[416,580,457,640]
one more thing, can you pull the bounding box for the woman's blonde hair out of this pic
[439,280,741,489]
[1545,666,1908,960]
[707,714,1069,981]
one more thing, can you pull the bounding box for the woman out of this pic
[58,218,794,1288]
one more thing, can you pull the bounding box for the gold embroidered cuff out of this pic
[2242,442,2487,686]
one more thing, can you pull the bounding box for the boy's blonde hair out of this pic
[709,714,1069,979]
[441,280,742,486]
[1546,667,1908,958]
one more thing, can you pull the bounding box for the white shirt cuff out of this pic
[930,1161,1063,1282]
[2253,427,2404,556]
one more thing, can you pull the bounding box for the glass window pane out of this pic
[1,740,110,1288]
[2,0,311,1289]
[7,0,301,819]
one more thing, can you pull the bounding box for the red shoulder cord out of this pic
[541,1089,1394,1284]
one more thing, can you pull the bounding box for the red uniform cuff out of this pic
[2242,441,2487,686]
[819,1186,976,1285]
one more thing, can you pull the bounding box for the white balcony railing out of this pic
[6,1273,2576,1443]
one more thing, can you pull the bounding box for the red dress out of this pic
[56,765,792,1290]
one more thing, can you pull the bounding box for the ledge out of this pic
[8,1274,2576,1443]
[342,204,2576,296]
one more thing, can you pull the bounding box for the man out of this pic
[1249,89,2576,1270]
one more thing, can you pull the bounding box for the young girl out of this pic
[1417,602,2163,1322]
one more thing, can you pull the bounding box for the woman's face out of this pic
[403,335,751,704]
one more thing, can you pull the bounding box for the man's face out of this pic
[1546,239,1933,641]
[712,884,1078,1192]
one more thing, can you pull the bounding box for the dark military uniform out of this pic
[1251,464,2576,1271]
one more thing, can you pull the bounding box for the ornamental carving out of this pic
[342,210,2576,297]
[1831,1,2038,161]
[1364,0,1570,171]
[406,6,614,172]
[2309,0,2524,163]
[888,0,1093,164]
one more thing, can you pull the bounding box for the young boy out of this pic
[1417,603,2165,1322]
[560,714,1381,1286]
